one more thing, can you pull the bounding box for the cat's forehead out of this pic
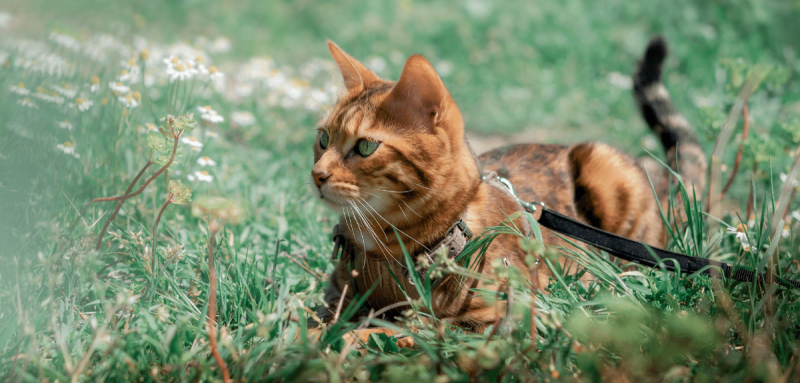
[320,82,394,137]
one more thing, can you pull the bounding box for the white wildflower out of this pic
[187,170,213,182]
[197,156,217,166]
[118,93,140,109]
[48,32,81,52]
[209,36,232,53]
[75,98,94,112]
[198,105,224,123]
[726,224,748,242]
[10,82,30,95]
[164,56,198,82]
[109,81,130,94]
[58,120,73,130]
[205,131,219,139]
[231,111,255,126]
[726,223,750,251]
[117,66,141,83]
[180,135,203,148]
[57,141,80,158]
[51,84,77,98]
[17,98,37,108]
[32,92,64,105]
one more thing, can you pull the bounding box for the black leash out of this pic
[535,206,800,290]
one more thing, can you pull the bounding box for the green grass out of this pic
[2,0,800,381]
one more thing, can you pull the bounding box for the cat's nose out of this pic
[312,170,331,188]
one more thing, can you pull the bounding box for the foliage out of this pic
[1,1,800,382]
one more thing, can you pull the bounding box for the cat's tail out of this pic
[633,36,707,198]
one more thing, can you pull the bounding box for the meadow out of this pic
[1,0,800,381]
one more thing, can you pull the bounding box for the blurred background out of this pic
[5,0,799,146]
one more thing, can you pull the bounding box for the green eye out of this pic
[319,131,329,149]
[357,139,379,157]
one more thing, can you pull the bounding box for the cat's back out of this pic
[478,141,666,247]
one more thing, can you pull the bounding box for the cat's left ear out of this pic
[327,40,380,93]
[382,54,451,130]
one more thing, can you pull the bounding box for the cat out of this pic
[309,36,706,343]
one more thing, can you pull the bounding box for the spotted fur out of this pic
[310,38,705,339]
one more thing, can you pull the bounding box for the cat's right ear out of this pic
[327,40,379,93]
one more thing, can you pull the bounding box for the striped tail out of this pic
[633,36,707,199]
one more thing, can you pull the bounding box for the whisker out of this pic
[358,196,430,252]
[401,200,423,218]
[348,199,391,256]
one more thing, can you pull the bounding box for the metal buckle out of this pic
[331,224,344,260]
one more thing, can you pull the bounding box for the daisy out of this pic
[197,156,217,166]
[58,120,73,130]
[118,93,140,109]
[75,98,94,112]
[187,170,213,182]
[726,223,750,251]
[180,135,203,148]
[207,66,223,79]
[164,56,198,82]
[109,81,130,94]
[51,84,77,98]
[726,223,748,242]
[198,105,224,123]
[10,82,30,95]
[231,111,255,127]
[90,76,100,93]
[17,98,37,108]
[57,141,80,158]
[33,92,64,105]
[205,131,219,139]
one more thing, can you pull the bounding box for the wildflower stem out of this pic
[68,151,155,234]
[719,103,750,201]
[707,69,764,218]
[206,222,232,383]
[94,129,183,250]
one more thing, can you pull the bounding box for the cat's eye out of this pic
[357,139,379,157]
[319,131,329,150]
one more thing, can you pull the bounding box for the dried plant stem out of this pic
[332,283,349,324]
[207,224,232,383]
[707,70,764,218]
[719,103,750,200]
[68,157,153,234]
[94,130,183,250]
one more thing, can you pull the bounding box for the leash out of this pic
[489,174,800,290]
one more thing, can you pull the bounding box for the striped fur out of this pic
[633,36,707,199]
[310,38,707,340]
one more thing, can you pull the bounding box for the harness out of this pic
[330,175,800,299]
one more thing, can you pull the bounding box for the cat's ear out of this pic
[327,40,379,93]
[382,54,450,130]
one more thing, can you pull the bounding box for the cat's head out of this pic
[311,41,480,226]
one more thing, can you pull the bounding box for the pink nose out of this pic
[312,170,331,188]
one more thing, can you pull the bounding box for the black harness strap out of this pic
[536,206,800,290]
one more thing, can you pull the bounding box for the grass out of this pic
[2,0,800,381]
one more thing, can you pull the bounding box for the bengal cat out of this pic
[309,37,706,344]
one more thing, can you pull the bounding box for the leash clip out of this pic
[331,224,344,260]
